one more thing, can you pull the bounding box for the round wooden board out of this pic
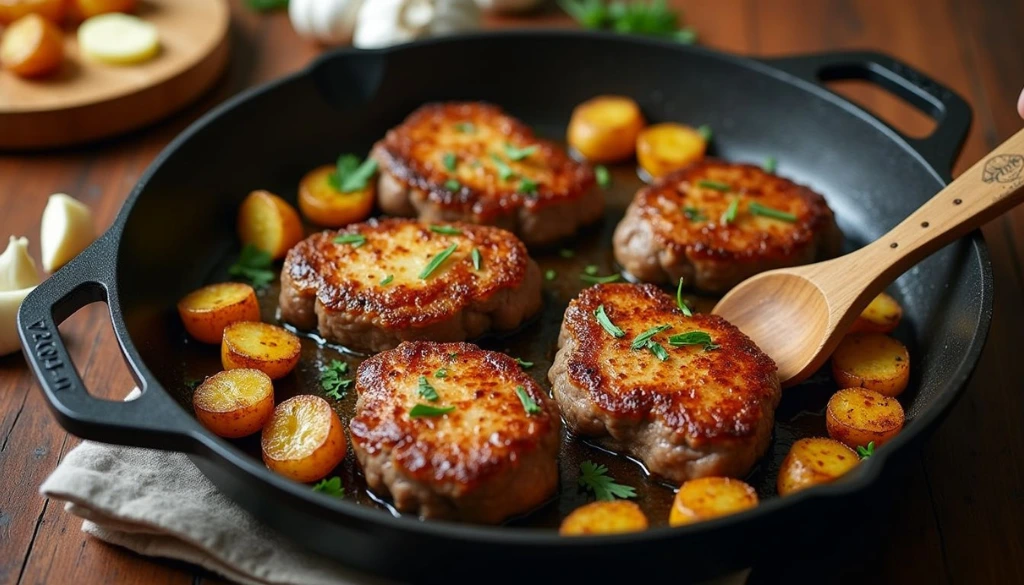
[0,0,230,150]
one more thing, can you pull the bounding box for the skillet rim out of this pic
[110,29,993,545]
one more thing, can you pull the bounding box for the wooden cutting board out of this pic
[0,0,230,150]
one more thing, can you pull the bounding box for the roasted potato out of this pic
[69,0,136,19]
[261,395,347,483]
[669,477,758,526]
[177,282,261,344]
[636,123,707,179]
[0,13,63,78]
[826,387,904,449]
[0,0,65,24]
[777,437,859,496]
[298,165,375,227]
[238,190,304,260]
[567,95,646,163]
[192,369,274,438]
[221,321,301,380]
[559,501,649,536]
[850,292,902,334]
[832,333,910,397]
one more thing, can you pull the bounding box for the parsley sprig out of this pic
[668,331,720,351]
[857,441,875,459]
[578,460,637,501]
[630,324,672,350]
[595,304,625,338]
[328,155,377,193]
[560,0,697,44]
[418,375,439,401]
[515,357,534,369]
[515,386,542,415]
[228,245,275,289]
[321,360,352,400]
[504,143,537,161]
[676,277,693,317]
[312,477,345,498]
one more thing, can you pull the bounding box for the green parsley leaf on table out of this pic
[328,154,377,193]
[312,476,344,498]
[321,360,352,400]
[228,244,275,290]
[578,460,637,501]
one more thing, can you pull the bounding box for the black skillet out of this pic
[19,31,986,583]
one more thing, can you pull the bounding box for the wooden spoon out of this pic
[713,128,1024,387]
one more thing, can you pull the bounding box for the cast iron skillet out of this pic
[19,31,987,582]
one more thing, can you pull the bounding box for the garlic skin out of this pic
[41,193,95,273]
[289,0,363,45]
[0,237,40,292]
[473,0,543,13]
[353,0,481,49]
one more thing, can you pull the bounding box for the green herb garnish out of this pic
[545,269,557,281]
[435,367,447,379]
[584,265,599,275]
[430,225,463,235]
[595,165,611,187]
[698,179,731,192]
[559,249,575,258]
[676,277,692,317]
[515,357,534,369]
[409,403,455,418]
[312,477,344,498]
[380,274,394,286]
[578,460,637,501]
[418,375,439,401]
[419,243,459,279]
[630,324,672,350]
[648,341,669,361]
[471,248,482,271]
[595,304,625,338]
[697,125,712,141]
[184,377,203,390]
[321,360,352,400]
[444,179,462,191]
[333,233,366,247]
[560,0,695,45]
[668,331,719,351]
[749,202,797,222]
[581,273,622,284]
[228,244,275,289]
[520,177,539,195]
[721,198,739,224]
[443,152,457,172]
[454,122,475,133]
[763,156,777,173]
[245,0,288,12]
[490,154,516,181]
[328,155,378,193]
[857,441,875,459]
[515,385,542,415]
[683,206,707,222]
[504,143,537,161]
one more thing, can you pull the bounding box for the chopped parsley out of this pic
[545,269,557,281]
[434,367,447,379]
[418,243,458,279]
[228,244,275,289]
[312,477,344,498]
[520,177,539,195]
[749,202,797,222]
[417,375,439,401]
[409,403,455,418]
[857,441,875,459]
[503,143,538,161]
[584,265,599,275]
[698,179,732,192]
[648,341,669,361]
[683,206,707,222]
[454,121,475,133]
[697,124,712,141]
[515,385,542,415]
[471,247,482,271]
[430,225,463,235]
[721,198,739,224]
[333,233,366,247]
[763,156,777,173]
[380,274,394,285]
[676,277,692,317]
[444,179,462,191]
[490,154,516,181]
[321,360,352,400]
[630,324,672,350]
[443,152,457,172]
[595,165,611,188]
[328,155,378,193]
[668,331,719,351]
[515,357,534,369]
[595,304,625,338]
[580,273,622,284]
[578,460,636,501]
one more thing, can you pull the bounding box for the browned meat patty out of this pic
[613,160,840,293]
[350,341,561,523]
[548,283,781,484]
[279,218,542,353]
[371,102,603,247]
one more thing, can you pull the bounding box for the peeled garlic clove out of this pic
[353,0,480,49]
[289,0,363,45]
[0,236,40,292]
[0,286,35,357]
[41,193,95,273]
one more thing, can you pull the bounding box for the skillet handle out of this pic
[17,233,198,452]
[763,51,972,175]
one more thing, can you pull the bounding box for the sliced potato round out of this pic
[826,387,904,449]
[221,321,301,380]
[777,437,859,496]
[298,165,375,227]
[0,13,63,78]
[567,95,646,163]
[832,333,910,397]
[850,292,902,334]
[559,500,648,536]
[669,477,758,526]
[193,369,274,438]
[238,190,304,260]
[261,395,347,483]
[177,282,261,344]
[636,123,707,179]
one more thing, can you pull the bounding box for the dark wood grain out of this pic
[1,1,1022,583]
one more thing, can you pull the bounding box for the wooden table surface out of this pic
[2,1,1023,583]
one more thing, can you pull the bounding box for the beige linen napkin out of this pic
[40,390,749,585]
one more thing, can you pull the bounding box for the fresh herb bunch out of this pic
[560,0,697,43]
[228,244,275,289]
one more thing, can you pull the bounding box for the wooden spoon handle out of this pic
[864,127,1024,285]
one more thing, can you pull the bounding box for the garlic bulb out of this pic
[289,0,364,45]
[353,0,481,49]
[41,193,95,273]
[473,0,543,14]
[0,237,40,356]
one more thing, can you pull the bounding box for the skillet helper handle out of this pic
[765,51,972,175]
[17,233,197,452]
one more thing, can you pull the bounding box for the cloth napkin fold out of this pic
[40,390,749,585]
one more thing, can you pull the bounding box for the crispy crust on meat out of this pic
[372,102,602,246]
[549,283,781,482]
[350,341,560,523]
[613,160,840,292]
